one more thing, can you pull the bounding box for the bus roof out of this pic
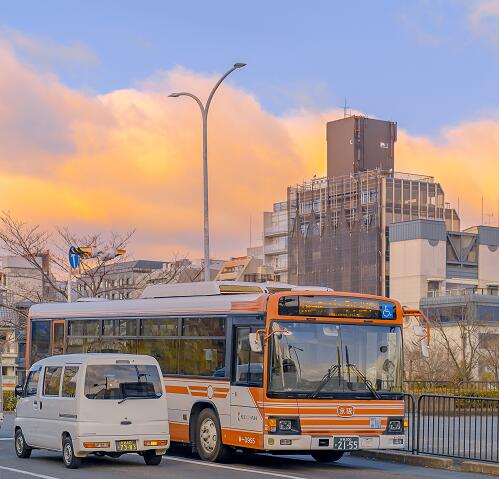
[29,293,268,319]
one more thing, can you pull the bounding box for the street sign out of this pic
[68,246,80,269]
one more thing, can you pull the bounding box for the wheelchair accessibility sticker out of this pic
[381,303,395,319]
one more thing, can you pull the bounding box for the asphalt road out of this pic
[0,413,488,479]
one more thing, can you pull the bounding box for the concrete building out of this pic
[0,255,58,382]
[263,201,289,283]
[215,252,273,283]
[390,220,499,380]
[389,221,499,308]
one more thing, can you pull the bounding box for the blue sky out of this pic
[2,0,498,137]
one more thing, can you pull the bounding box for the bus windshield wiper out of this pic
[308,346,342,398]
[345,346,380,399]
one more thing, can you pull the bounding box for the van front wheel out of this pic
[143,450,162,465]
[62,436,82,469]
[15,429,32,458]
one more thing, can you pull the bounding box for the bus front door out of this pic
[229,326,264,449]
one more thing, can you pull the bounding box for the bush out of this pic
[2,390,17,412]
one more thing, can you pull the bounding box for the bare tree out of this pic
[478,331,499,381]
[429,297,482,382]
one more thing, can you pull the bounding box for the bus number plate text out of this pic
[333,437,359,450]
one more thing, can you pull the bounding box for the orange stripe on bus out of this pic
[166,385,189,395]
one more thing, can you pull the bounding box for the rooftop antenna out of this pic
[344,98,348,118]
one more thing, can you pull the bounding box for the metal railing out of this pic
[427,287,499,297]
[404,393,499,462]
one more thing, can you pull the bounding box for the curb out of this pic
[351,451,499,476]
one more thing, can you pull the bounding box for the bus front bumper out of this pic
[264,434,405,451]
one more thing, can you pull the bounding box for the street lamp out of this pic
[169,62,246,282]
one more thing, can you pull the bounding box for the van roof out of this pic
[30,353,159,369]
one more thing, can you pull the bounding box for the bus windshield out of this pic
[268,321,403,398]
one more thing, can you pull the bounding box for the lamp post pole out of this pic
[169,63,246,281]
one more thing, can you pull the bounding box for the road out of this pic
[0,414,488,479]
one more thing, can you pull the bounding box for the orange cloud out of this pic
[0,40,496,261]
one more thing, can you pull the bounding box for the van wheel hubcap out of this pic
[16,434,23,453]
[64,443,72,463]
[200,418,217,453]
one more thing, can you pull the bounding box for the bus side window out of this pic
[234,328,263,387]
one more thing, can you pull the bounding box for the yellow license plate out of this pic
[116,440,137,452]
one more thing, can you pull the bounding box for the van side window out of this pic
[43,366,63,396]
[62,366,79,398]
[24,368,41,397]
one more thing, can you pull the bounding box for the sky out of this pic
[0,0,498,261]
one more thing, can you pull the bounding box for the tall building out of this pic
[259,115,459,294]
[263,201,289,283]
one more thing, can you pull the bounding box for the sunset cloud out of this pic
[0,38,496,261]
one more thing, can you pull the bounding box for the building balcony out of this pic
[427,287,498,298]
[264,245,287,254]
[264,226,288,237]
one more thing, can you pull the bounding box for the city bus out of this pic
[25,281,430,463]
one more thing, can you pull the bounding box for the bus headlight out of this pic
[268,417,300,434]
[386,418,404,434]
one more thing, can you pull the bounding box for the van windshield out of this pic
[84,364,163,400]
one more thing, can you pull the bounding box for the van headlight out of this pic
[268,417,300,434]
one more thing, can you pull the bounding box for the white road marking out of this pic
[167,456,307,479]
[0,437,13,441]
[0,466,61,479]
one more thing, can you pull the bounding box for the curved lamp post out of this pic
[169,63,246,281]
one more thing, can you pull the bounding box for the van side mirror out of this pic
[249,332,263,353]
[14,384,24,398]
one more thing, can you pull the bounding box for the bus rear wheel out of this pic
[196,408,231,462]
[311,451,344,462]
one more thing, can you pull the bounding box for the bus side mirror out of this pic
[249,333,263,353]
[14,384,24,398]
[413,326,430,358]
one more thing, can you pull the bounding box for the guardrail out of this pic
[404,393,499,463]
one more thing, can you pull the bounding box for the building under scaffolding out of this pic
[287,170,460,295]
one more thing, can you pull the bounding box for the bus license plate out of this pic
[333,437,359,450]
[116,440,137,452]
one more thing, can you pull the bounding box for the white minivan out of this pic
[14,354,170,468]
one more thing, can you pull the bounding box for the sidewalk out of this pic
[352,450,499,476]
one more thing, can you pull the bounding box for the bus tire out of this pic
[311,451,344,462]
[196,408,231,462]
[14,428,32,458]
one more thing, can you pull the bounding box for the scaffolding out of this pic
[288,169,458,295]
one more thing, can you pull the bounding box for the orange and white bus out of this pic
[25,281,429,463]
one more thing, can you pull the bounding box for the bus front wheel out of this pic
[311,451,344,462]
[196,408,231,462]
